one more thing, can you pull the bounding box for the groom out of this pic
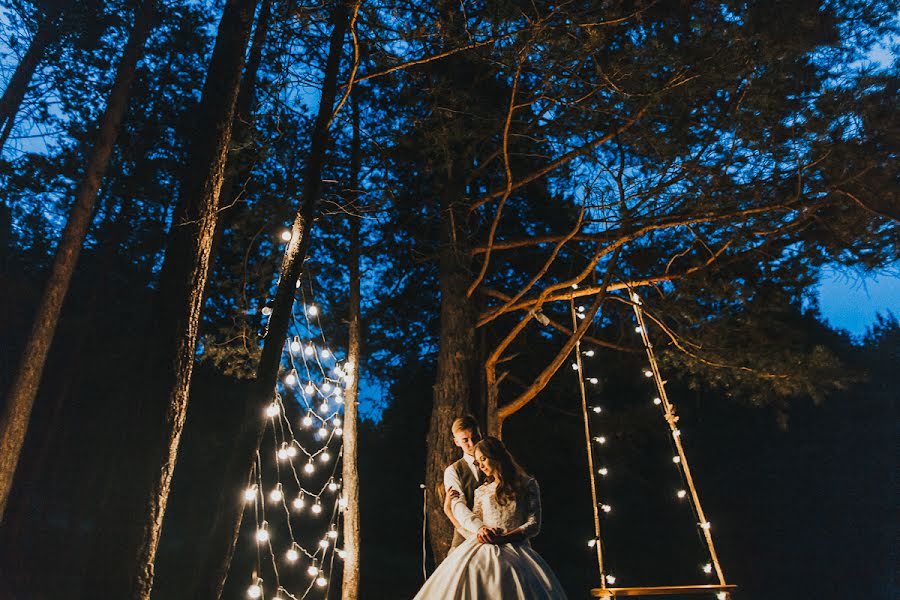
[442,415,484,548]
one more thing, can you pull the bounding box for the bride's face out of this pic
[474,449,497,478]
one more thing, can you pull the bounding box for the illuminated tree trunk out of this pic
[340,89,362,600]
[190,6,349,598]
[0,0,153,522]
[78,1,259,598]
[424,171,478,563]
[0,1,72,153]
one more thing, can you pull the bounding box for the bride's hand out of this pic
[477,527,504,544]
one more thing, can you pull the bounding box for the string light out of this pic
[601,504,612,513]
[290,337,301,353]
[598,467,608,476]
[653,397,662,405]
[277,444,290,461]
[672,455,681,464]
[320,450,331,462]
[307,562,319,577]
[717,593,727,600]
[304,460,315,474]
[703,563,713,574]
[305,382,315,395]
[281,230,292,241]
[676,489,687,499]
[594,436,607,445]
[312,501,322,515]
[327,526,338,539]
[285,371,297,386]
[606,574,616,585]
[634,326,643,333]
[304,344,315,356]
[243,484,258,502]
[255,521,269,543]
[265,402,280,418]
[588,377,599,384]
[316,576,327,587]
[307,305,318,317]
[302,413,313,427]
[247,577,263,598]
[643,369,653,378]
[591,406,602,414]
[337,549,347,559]
[587,539,597,548]
[700,521,711,530]
[292,495,305,510]
[583,349,595,357]
[318,539,329,549]
[572,363,580,370]
[286,545,299,562]
[328,479,339,492]
[269,483,283,503]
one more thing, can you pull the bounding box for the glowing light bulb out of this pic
[594,436,607,445]
[587,539,596,548]
[319,402,329,413]
[601,504,612,513]
[265,402,280,418]
[292,495,305,510]
[321,348,331,358]
[672,456,681,464]
[337,549,347,559]
[307,564,319,577]
[302,413,313,427]
[316,576,327,587]
[327,527,338,539]
[247,578,263,598]
[335,427,344,436]
[328,480,339,492]
[318,426,329,438]
[320,451,331,462]
[333,417,342,426]
[578,305,586,312]
[653,397,662,405]
[598,467,608,476]
[305,383,315,395]
[307,305,318,317]
[255,522,269,543]
[269,484,283,503]
[717,593,727,600]
[584,349,595,357]
[643,369,653,378]
[577,313,586,319]
[286,444,297,457]
[672,429,681,438]
[277,445,289,460]
[304,461,314,474]
[634,326,642,333]
[261,306,272,316]
[243,484,258,502]
[322,382,332,393]
[571,363,579,370]
[319,539,329,549]
[281,230,292,241]
[335,395,344,405]
[588,377,599,384]
[677,489,687,499]
[606,574,616,584]
[304,344,315,356]
[591,406,602,414]
[285,372,297,386]
[290,338,301,353]
[700,521,711,530]
[312,502,322,515]
[703,563,713,574]
[630,291,641,303]
[339,495,348,509]
[286,546,299,562]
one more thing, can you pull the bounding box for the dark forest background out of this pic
[0,0,897,599]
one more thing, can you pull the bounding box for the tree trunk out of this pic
[89,2,259,599]
[340,88,362,600]
[190,6,349,598]
[0,1,71,154]
[424,171,478,563]
[0,0,153,521]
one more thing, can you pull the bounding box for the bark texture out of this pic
[113,1,259,598]
[0,0,153,521]
[424,172,478,563]
[340,89,362,600]
[190,6,349,598]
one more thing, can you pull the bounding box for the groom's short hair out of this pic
[451,415,481,437]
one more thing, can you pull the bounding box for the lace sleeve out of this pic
[518,479,542,539]
[453,487,485,535]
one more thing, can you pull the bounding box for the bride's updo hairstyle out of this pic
[475,437,530,505]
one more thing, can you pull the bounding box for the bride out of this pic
[414,436,568,599]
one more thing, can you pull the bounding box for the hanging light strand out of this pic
[629,291,726,586]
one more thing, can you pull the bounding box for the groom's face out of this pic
[452,428,478,456]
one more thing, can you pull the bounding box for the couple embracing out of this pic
[413,416,568,599]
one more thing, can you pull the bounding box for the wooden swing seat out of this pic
[591,584,737,597]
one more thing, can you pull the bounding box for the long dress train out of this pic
[413,478,567,599]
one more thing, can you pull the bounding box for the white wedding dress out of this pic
[413,478,568,599]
